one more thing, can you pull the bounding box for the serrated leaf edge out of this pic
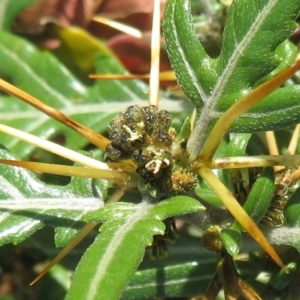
[188,0,283,157]
[84,201,163,299]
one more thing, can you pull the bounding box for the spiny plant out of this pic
[1,0,300,299]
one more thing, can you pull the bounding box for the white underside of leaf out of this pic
[265,226,300,249]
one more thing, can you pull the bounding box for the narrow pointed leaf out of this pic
[163,0,216,110]
[232,167,275,231]
[225,133,252,157]
[221,228,241,257]
[285,187,300,227]
[269,262,297,290]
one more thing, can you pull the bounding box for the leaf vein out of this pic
[87,201,153,299]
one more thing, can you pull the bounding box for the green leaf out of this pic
[196,134,251,206]
[195,188,223,206]
[285,187,300,227]
[66,197,204,300]
[221,228,241,257]
[232,167,275,231]
[163,0,300,155]
[225,133,251,157]
[0,148,105,247]
[0,31,185,159]
[163,0,216,111]
[231,85,300,132]
[0,0,35,31]
[253,40,298,87]
[122,261,215,299]
[216,1,299,98]
[0,31,140,158]
[224,133,252,194]
[269,262,297,290]
[84,196,205,223]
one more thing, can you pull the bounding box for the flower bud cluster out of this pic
[106,105,198,195]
